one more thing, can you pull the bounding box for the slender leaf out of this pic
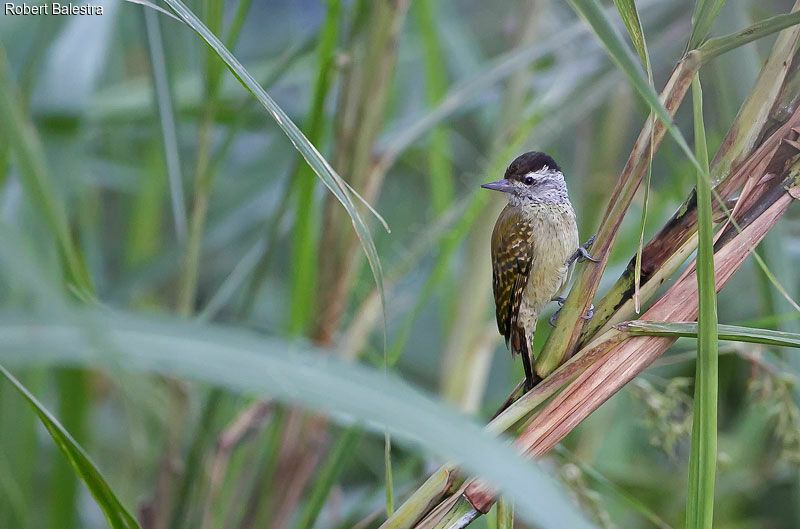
[224,0,255,51]
[686,75,718,529]
[0,364,140,529]
[618,321,800,348]
[698,10,800,62]
[688,0,726,50]
[143,8,188,243]
[612,0,654,313]
[566,0,701,172]
[613,0,649,65]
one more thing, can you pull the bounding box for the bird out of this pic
[482,151,596,391]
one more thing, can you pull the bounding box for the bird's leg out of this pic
[520,348,538,392]
[566,234,599,266]
[549,297,594,326]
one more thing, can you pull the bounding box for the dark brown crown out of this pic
[504,151,560,181]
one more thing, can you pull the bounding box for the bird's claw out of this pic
[549,303,594,326]
[577,234,599,263]
[568,234,599,265]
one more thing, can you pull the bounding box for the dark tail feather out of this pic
[510,324,540,391]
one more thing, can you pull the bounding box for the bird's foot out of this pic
[567,234,599,266]
[549,303,594,326]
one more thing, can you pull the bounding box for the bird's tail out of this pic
[510,323,540,390]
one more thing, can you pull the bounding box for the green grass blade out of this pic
[143,8,188,243]
[51,369,89,529]
[0,364,140,529]
[612,0,654,313]
[224,0,255,51]
[202,0,224,98]
[157,0,387,319]
[618,321,800,348]
[413,0,454,215]
[612,0,649,65]
[296,426,363,529]
[384,428,394,516]
[496,499,514,529]
[566,0,701,172]
[688,0,726,50]
[698,10,800,62]
[288,0,341,336]
[0,46,93,297]
[686,75,718,529]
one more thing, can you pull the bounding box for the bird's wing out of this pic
[490,206,534,356]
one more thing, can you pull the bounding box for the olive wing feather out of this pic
[490,206,534,356]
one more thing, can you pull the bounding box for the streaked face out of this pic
[481,151,569,204]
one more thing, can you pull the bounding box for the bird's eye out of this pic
[524,175,534,185]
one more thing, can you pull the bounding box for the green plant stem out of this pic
[296,426,362,529]
[413,0,454,215]
[496,499,513,529]
[288,0,341,336]
[686,74,718,529]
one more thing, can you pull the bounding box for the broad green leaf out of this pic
[618,321,800,348]
[0,312,592,529]
[0,364,140,529]
[687,75,718,529]
[566,0,701,172]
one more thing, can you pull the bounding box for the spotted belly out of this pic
[518,204,579,340]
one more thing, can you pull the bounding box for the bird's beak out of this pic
[480,178,515,193]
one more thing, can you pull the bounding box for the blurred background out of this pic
[1,0,800,527]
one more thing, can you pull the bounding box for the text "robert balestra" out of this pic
[5,2,104,15]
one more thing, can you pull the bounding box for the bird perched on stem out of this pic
[482,151,596,391]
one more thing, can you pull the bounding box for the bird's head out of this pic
[481,151,568,205]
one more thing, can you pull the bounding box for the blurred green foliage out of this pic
[1,1,800,528]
